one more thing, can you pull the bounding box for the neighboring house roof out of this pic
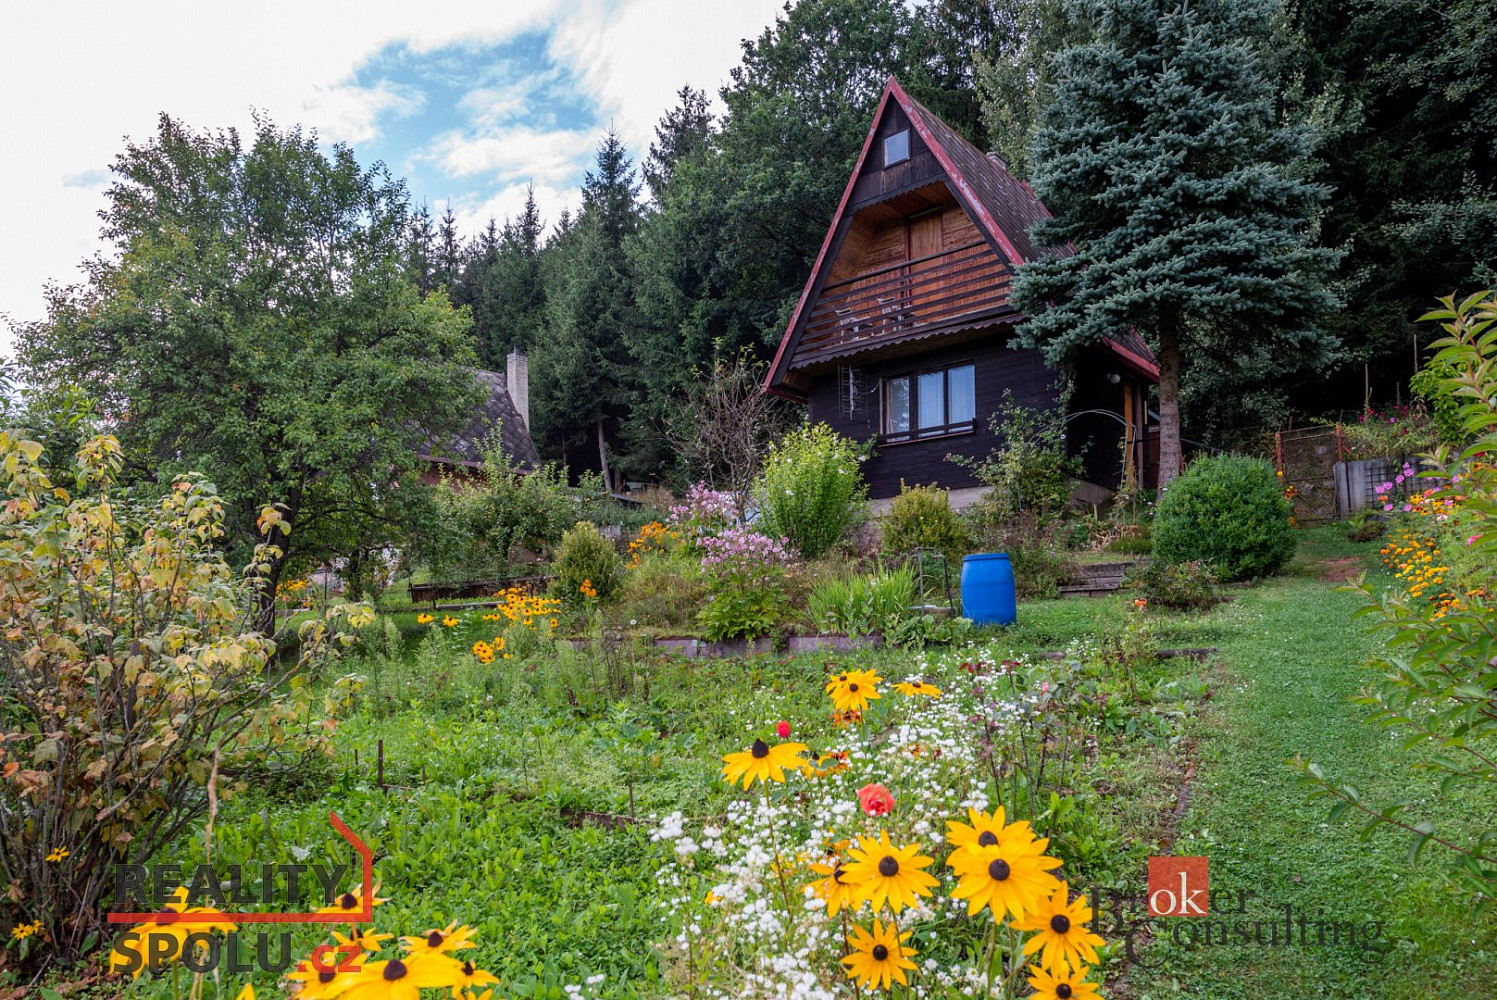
[764,76,1158,397]
[418,368,539,472]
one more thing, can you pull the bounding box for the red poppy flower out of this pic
[776,720,792,738]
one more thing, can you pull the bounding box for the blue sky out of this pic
[350,33,602,227]
[0,0,786,349]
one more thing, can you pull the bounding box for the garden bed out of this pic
[562,632,885,657]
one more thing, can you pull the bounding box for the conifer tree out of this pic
[644,86,714,205]
[434,206,463,291]
[532,130,642,484]
[1011,0,1338,483]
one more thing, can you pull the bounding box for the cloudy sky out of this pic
[0,0,786,353]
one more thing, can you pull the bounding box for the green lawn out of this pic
[1122,528,1497,999]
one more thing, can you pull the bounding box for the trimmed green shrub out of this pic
[553,521,624,605]
[755,423,870,558]
[881,482,969,563]
[1152,456,1295,580]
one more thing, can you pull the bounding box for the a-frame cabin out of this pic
[764,77,1160,502]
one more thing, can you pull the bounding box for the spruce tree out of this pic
[532,130,642,484]
[644,86,714,205]
[490,186,546,357]
[434,206,463,291]
[1011,0,1338,483]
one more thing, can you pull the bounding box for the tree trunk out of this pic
[596,419,613,492]
[1156,314,1185,487]
[254,552,283,637]
[345,548,365,602]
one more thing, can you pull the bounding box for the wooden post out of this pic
[596,420,612,492]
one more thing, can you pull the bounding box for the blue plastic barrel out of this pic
[961,553,1017,626]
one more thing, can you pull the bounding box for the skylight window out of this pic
[883,129,910,167]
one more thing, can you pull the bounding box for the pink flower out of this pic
[776,720,791,739]
[857,783,895,817]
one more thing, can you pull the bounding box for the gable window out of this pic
[883,129,910,167]
[883,363,975,441]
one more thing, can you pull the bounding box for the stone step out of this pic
[1058,583,1122,598]
[1070,560,1143,579]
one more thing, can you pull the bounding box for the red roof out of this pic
[764,77,1158,396]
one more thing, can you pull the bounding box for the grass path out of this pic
[1127,531,1497,998]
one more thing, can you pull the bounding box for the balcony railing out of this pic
[793,240,1013,366]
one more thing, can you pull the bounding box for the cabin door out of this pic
[905,213,943,323]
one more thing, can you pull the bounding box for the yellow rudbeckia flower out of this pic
[841,918,917,989]
[721,738,808,789]
[1014,882,1105,972]
[841,831,938,913]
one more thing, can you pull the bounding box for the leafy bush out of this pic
[1128,559,1221,611]
[880,482,969,563]
[1340,404,1442,459]
[1345,509,1385,542]
[1410,358,1467,446]
[1152,455,1295,581]
[807,568,916,636]
[754,423,869,559]
[697,589,783,644]
[965,509,1075,599]
[696,527,791,641]
[553,521,624,605]
[1108,523,1153,554]
[885,612,975,649]
[426,441,653,581]
[950,386,1081,525]
[618,550,714,631]
[1301,291,1497,900]
[0,431,366,961]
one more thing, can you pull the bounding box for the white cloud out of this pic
[443,181,578,241]
[302,81,425,147]
[425,126,597,186]
[548,0,785,151]
[0,0,786,353]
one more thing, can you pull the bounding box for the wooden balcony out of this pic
[792,240,1013,368]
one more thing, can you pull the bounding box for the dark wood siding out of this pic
[849,104,943,208]
[806,332,1061,499]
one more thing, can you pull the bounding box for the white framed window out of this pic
[883,363,976,441]
[883,129,910,167]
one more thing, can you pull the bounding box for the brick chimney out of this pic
[506,349,529,431]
